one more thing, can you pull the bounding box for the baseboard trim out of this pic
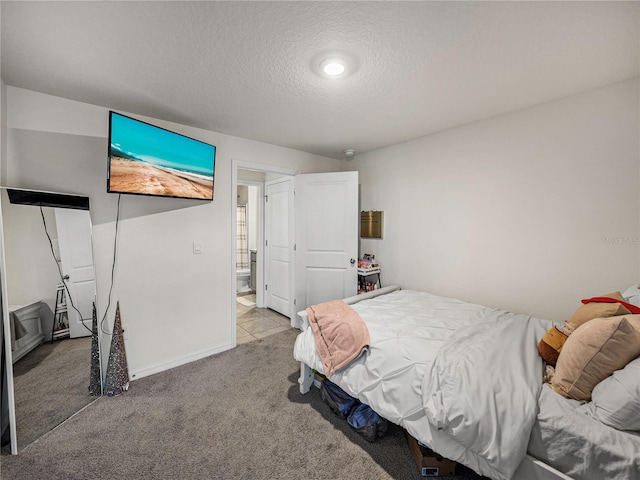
[129,341,235,381]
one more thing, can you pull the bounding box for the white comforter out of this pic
[529,384,640,480]
[293,289,552,480]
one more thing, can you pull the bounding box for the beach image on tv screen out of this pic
[108,113,215,200]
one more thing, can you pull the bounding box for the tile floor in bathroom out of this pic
[236,293,293,344]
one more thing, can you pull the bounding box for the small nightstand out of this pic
[357,267,381,294]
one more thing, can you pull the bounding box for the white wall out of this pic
[4,87,341,381]
[1,79,6,184]
[0,199,60,339]
[349,79,639,321]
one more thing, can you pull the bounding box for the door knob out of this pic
[350,258,356,265]
[63,275,70,280]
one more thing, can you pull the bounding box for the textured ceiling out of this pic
[2,1,638,160]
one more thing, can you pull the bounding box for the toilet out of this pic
[236,268,251,294]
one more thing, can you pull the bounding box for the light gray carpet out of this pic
[4,336,97,452]
[1,329,486,480]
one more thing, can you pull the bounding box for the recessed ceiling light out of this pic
[323,62,345,76]
[311,50,358,79]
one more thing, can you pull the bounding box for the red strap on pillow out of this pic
[581,296,640,314]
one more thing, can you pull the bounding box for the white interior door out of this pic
[54,208,95,338]
[294,171,358,321]
[264,178,294,318]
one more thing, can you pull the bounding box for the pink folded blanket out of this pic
[306,300,370,377]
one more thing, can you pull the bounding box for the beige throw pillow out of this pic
[552,314,640,401]
[563,292,630,335]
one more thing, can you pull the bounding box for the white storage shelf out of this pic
[357,267,380,275]
[358,267,381,294]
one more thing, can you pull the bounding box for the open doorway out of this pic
[232,161,297,346]
[235,181,258,300]
[231,161,360,347]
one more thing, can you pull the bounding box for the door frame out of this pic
[237,178,264,307]
[231,159,298,347]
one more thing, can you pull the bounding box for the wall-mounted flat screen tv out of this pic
[107,111,216,201]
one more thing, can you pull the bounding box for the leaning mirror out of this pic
[0,187,101,454]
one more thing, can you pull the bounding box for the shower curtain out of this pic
[237,205,249,270]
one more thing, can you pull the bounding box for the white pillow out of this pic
[622,283,640,307]
[582,356,640,432]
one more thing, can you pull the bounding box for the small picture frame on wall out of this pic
[360,211,384,238]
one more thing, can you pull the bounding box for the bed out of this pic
[293,285,640,480]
